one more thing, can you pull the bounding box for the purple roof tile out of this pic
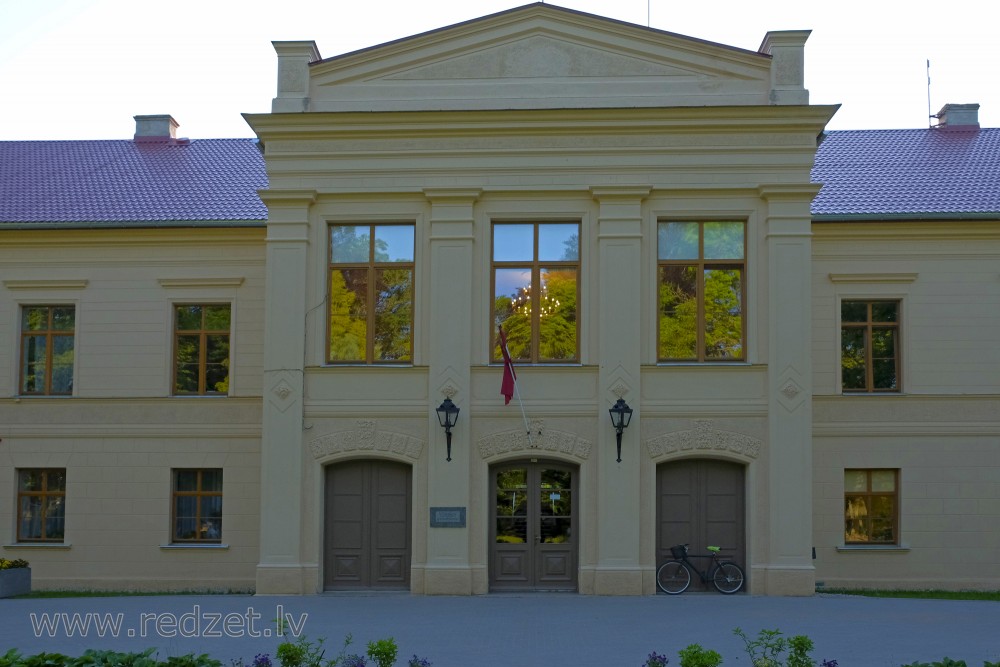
[3,125,999,226]
[0,138,267,225]
[811,127,1000,219]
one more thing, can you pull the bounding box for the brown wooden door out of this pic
[490,461,577,591]
[324,460,411,590]
[657,459,745,591]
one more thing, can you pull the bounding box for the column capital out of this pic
[590,186,652,202]
[257,189,318,208]
[757,183,822,202]
[422,188,482,203]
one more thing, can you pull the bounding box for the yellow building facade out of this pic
[1,5,997,595]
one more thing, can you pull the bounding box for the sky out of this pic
[1,0,997,140]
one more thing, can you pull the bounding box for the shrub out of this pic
[275,635,325,667]
[644,651,669,667]
[0,559,29,570]
[678,644,723,667]
[366,639,398,667]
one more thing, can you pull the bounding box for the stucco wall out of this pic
[811,221,1000,590]
[0,228,265,590]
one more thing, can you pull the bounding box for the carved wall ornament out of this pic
[308,419,424,461]
[272,381,294,401]
[780,382,801,400]
[645,420,762,460]
[611,382,629,400]
[441,385,458,399]
[477,424,591,462]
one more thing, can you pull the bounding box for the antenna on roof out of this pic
[927,59,934,128]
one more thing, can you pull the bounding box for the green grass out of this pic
[818,588,1000,601]
[13,589,251,599]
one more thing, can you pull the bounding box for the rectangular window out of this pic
[20,305,75,395]
[174,304,231,395]
[492,222,580,363]
[844,469,898,544]
[841,300,899,392]
[172,469,223,543]
[328,224,414,363]
[17,469,66,542]
[657,221,745,361]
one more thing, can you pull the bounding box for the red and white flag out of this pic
[498,325,516,405]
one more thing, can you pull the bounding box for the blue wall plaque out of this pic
[430,506,466,528]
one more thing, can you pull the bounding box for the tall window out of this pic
[20,305,75,395]
[844,469,898,544]
[328,224,414,363]
[841,300,899,392]
[17,469,66,542]
[492,222,579,363]
[174,305,231,395]
[172,469,223,543]
[657,221,745,361]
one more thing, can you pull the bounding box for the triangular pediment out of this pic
[382,34,703,81]
[303,3,776,112]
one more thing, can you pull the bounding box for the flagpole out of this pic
[511,369,533,448]
[499,325,534,447]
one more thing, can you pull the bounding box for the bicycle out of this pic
[656,543,745,594]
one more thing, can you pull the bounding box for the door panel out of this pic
[657,459,745,591]
[325,460,411,590]
[490,461,577,591]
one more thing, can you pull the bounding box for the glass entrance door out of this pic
[491,461,577,591]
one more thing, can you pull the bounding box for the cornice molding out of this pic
[828,273,918,284]
[3,280,88,290]
[158,277,246,289]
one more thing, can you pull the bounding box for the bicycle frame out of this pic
[677,551,725,583]
[656,543,745,594]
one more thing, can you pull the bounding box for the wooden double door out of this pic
[324,460,411,590]
[490,460,578,591]
[657,458,746,591]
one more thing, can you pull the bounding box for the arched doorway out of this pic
[323,459,411,590]
[490,459,578,591]
[657,458,746,591]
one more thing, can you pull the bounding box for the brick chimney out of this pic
[134,115,180,142]
[936,103,980,129]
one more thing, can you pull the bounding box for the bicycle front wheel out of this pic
[656,560,691,594]
[711,562,745,594]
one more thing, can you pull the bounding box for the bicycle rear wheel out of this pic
[711,562,744,594]
[656,560,691,594]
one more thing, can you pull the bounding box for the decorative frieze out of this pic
[477,420,592,461]
[645,420,762,460]
[308,419,424,461]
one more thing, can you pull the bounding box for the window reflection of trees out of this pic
[657,222,745,362]
[329,225,414,363]
[493,225,579,363]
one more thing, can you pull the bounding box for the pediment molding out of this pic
[305,7,771,112]
[477,420,592,462]
[309,419,424,461]
[645,420,761,460]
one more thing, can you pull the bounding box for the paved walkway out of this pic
[1,593,998,666]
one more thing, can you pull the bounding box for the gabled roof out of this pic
[3,125,1000,226]
[811,127,1000,220]
[0,138,267,227]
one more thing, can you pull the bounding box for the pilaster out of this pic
[590,186,649,595]
[759,183,820,595]
[421,188,481,594]
[256,189,316,594]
